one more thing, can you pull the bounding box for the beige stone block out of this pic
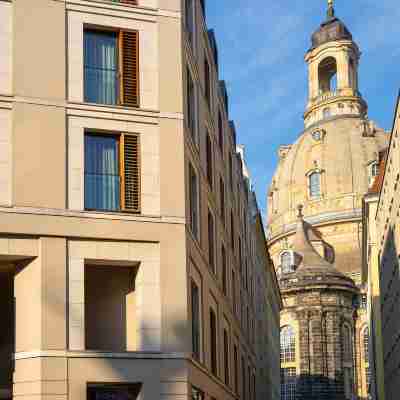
[129,242,160,262]
[69,280,85,303]
[9,238,37,257]
[160,382,188,395]
[95,241,130,261]
[69,241,96,259]
[136,261,160,285]
[0,238,9,254]
[69,303,84,329]
[141,193,161,216]
[68,257,84,280]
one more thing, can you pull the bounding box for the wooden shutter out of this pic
[120,0,138,4]
[120,30,139,107]
[121,134,140,212]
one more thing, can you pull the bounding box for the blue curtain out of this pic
[84,31,118,105]
[85,135,120,211]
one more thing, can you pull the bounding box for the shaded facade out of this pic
[0,1,281,399]
[363,93,400,400]
[267,3,389,400]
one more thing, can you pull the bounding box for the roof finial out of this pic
[327,0,335,19]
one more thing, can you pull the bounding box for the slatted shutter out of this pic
[120,30,139,107]
[120,0,138,4]
[120,134,140,212]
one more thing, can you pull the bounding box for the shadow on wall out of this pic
[0,257,189,400]
[379,227,400,400]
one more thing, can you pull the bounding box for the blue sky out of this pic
[205,0,400,217]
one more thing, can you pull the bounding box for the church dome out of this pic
[311,17,352,49]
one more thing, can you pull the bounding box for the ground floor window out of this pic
[191,386,204,400]
[87,383,142,400]
[281,368,296,400]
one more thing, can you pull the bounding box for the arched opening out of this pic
[309,171,321,198]
[318,57,337,94]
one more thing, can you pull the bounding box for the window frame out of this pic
[84,131,141,214]
[83,27,140,108]
[189,163,200,240]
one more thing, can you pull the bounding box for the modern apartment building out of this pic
[0,1,281,400]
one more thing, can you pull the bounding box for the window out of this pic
[242,357,246,400]
[238,237,243,274]
[364,328,370,391]
[280,326,295,363]
[224,329,230,385]
[309,171,321,198]
[222,246,227,295]
[343,325,352,362]
[232,269,237,315]
[189,164,199,239]
[191,281,201,361]
[281,251,294,274]
[210,308,218,376]
[208,211,215,273]
[185,0,195,46]
[323,107,331,119]
[218,111,224,154]
[206,132,213,188]
[87,383,142,400]
[204,56,211,107]
[84,133,140,213]
[191,387,204,400]
[187,68,197,142]
[234,345,239,393]
[229,156,233,190]
[220,177,225,223]
[230,211,235,250]
[84,29,139,107]
[281,368,297,400]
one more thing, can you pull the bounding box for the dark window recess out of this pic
[206,133,213,188]
[208,211,215,272]
[191,280,201,360]
[222,246,227,295]
[218,111,224,154]
[87,383,142,400]
[204,57,211,107]
[210,308,218,376]
[187,68,196,141]
[224,329,230,385]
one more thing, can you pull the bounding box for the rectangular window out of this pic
[224,329,230,386]
[189,164,199,239]
[84,133,140,213]
[210,308,218,376]
[206,132,213,188]
[87,383,142,400]
[232,269,237,315]
[220,177,225,224]
[187,68,196,142]
[222,246,227,295]
[234,345,239,394]
[84,29,139,107]
[185,0,195,46]
[238,236,243,274]
[242,357,246,400]
[231,211,235,250]
[248,366,252,400]
[218,111,224,155]
[229,156,233,191]
[191,280,201,361]
[204,57,211,107]
[208,211,215,273]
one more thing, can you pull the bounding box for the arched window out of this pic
[281,251,294,274]
[368,161,379,186]
[309,172,321,198]
[319,57,337,94]
[323,107,331,119]
[280,326,296,364]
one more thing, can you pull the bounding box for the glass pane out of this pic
[85,135,120,211]
[310,172,321,197]
[84,30,118,105]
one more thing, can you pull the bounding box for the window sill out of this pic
[67,101,159,116]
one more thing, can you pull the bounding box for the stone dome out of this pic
[311,17,352,49]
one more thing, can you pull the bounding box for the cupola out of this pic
[304,0,368,127]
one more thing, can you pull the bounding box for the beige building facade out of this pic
[364,93,400,400]
[267,4,389,400]
[0,1,281,400]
